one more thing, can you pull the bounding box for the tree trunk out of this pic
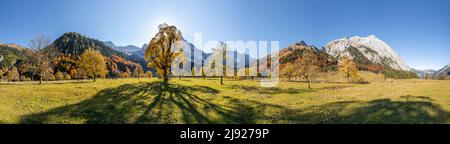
[306,76,311,89]
[93,73,97,82]
[163,76,169,86]
[39,76,42,85]
[220,76,223,85]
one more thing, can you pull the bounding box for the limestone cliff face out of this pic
[325,35,411,71]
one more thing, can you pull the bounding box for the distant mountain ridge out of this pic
[0,43,27,51]
[131,39,250,71]
[278,40,321,64]
[412,69,437,79]
[51,32,128,58]
[0,43,30,68]
[433,64,450,79]
[104,41,141,55]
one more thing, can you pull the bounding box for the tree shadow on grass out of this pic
[275,98,449,124]
[318,85,354,91]
[400,95,435,101]
[20,81,283,124]
[19,81,449,124]
[227,84,316,95]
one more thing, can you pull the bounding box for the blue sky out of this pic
[0,0,449,69]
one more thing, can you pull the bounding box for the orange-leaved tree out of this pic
[133,64,145,79]
[296,50,319,89]
[79,48,107,82]
[145,23,183,85]
[338,56,359,81]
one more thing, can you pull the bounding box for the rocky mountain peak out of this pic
[325,35,411,71]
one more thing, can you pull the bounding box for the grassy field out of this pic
[0,77,449,124]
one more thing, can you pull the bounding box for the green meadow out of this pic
[0,77,449,124]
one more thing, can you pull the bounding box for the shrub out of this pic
[133,64,145,78]
[1,76,8,81]
[74,68,87,79]
[145,71,153,78]
[0,70,4,78]
[43,69,55,81]
[55,71,64,80]
[7,66,20,81]
[65,74,71,80]
[69,69,78,78]
[20,76,30,81]
[123,72,130,78]
[352,75,367,83]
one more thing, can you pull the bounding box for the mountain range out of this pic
[1,32,448,79]
[126,38,250,72]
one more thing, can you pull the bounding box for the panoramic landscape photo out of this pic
[0,0,449,124]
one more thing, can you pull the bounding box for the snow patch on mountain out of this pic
[105,41,141,55]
